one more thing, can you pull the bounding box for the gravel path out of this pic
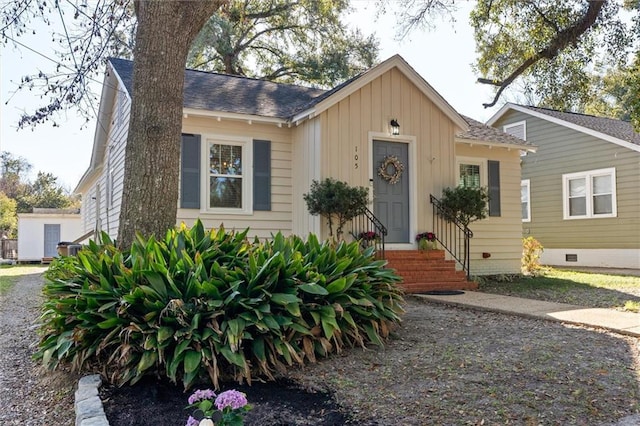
[0,267,79,426]
[2,269,639,425]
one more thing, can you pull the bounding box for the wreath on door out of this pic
[378,155,404,185]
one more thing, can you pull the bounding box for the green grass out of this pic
[0,265,48,295]
[479,268,640,311]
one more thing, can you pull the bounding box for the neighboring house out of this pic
[75,55,534,276]
[488,103,640,269]
[17,208,82,262]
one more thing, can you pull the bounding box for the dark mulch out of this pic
[100,376,365,426]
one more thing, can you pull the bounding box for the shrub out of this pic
[303,178,369,240]
[522,236,544,275]
[439,186,488,226]
[36,220,404,390]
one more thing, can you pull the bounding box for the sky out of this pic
[0,1,502,190]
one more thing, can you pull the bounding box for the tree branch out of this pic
[480,0,604,108]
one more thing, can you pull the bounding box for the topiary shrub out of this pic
[439,186,489,226]
[303,178,369,240]
[36,220,403,390]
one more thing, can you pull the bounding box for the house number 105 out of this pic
[354,146,359,169]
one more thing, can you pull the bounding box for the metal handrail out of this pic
[430,194,473,279]
[350,206,387,259]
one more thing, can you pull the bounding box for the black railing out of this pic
[430,194,473,280]
[350,207,387,259]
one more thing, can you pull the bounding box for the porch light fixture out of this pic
[390,119,400,135]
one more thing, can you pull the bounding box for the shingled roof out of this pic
[519,105,640,146]
[109,57,328,120]
[458,115,533,148]
[109,57,527,149]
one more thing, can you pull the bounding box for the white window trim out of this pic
[201,134,253,215]
[503,120,527,141]
[521,179,531,222]
[456,156,488,188]
[562,167,617,220]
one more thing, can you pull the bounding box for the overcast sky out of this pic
[1,1,504,189]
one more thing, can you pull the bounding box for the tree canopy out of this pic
[380,0,640,127]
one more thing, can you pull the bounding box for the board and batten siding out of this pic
[178,116,293,239]
[291,119,321,236]
[313,67,459,240]
[455,144,523,274]
[494,110,640,268]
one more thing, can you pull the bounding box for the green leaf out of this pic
[184,350,202,374]
[137,350,158,373]
[157,326,174,343]
[271,293,301,305]
[298,283,329,295]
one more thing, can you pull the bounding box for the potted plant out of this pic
[415,232,437,250]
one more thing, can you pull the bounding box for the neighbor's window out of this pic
[521,179,530,222]
[503,120,526,140]
[563,168,616,219]
[208,141,245,209]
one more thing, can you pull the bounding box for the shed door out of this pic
[44,224,60,258]
[373,140,410,243]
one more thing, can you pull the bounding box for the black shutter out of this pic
[488,160,501,217]
[253,140,271,211]
[180,134,201,209]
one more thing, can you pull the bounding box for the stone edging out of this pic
[75,375,110,426]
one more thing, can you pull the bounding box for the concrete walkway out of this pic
[416,291,640,337]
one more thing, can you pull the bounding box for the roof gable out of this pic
[293,55,468,130]
[487,103,640,152]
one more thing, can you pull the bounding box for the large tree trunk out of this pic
[117,0,225,249]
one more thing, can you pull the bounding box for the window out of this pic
[209,142,244,209]
[457,157,486,188]
[503,121,526,140]
[563,168,616,219]
[521,180,531,222]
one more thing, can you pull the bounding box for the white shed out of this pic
[17,208,83,262]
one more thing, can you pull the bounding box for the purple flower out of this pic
[188,389,216,405]
[215,390,248,410]
[185,416,199,426]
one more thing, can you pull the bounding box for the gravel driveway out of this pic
[2,269,639,425]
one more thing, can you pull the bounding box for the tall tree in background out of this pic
[380,0,640,128]
[187,0,378,86]
[0,192,17,238]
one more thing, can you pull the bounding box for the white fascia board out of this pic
[487,103,640,153]
[182,108,287,126]
[455,136,538,152]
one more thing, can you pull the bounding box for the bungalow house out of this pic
[75,55,534,290]
[488,103,640,269]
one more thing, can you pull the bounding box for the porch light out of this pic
[390,119,400,135]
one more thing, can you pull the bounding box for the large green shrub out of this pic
[36,220,403,389]
[303,178,369,240]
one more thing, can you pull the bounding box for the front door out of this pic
[44,224,60,257]
[373,140,409,243]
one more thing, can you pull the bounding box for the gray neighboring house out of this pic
[488,103,640,269]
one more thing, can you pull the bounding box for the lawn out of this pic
[0,265,48,295]
[479,267,640,312]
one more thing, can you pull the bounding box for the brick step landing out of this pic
[384,250,477,294]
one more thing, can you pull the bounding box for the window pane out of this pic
[459,164,480,188]
[593,194,612,214]
[210,144,242,175]
[592,175,611,195]
[522,202,529,220]
[569,197,586,216]
[569,178,585,197]
[520,184,528,203]
[210,177,242,208]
